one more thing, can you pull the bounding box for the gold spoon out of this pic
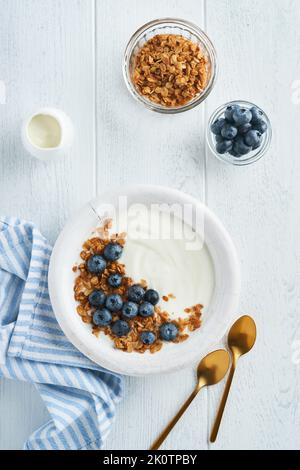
[150,349,230,450]
[210,315,257,443]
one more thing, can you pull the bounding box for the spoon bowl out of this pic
[228,315,257,360]
[197,349,230,388]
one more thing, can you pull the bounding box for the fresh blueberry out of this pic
[252,139,263,150]
[252,120,268,134]
[108,273,123,288]
[238,123,252,135]
[140,331,156,345]
[159,323,179,341]
[105,294,123,312]
[244,130,262,148]
[103,242,123,262]
[111,320,131,337]
[88,289,106,307]
[233,137,252,156]
[221,124,238,140]
[233,107,252,126]
[225,105,239,123]
[216,140,233,155]
[139,302,154,318]
[215,134,224,143]
[211,118,226,135]
[144,289,160,306]
[122,301,139,319]
[127,284,145,303]
[250,106,264,124]
[93,309,112,327]
[87,255,107,274]
[229,148,241,157]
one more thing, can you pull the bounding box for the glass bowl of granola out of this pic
[123,18,218,114]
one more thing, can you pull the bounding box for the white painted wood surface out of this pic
[0,0,299,450]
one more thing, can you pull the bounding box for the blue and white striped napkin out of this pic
[0,216,123,450]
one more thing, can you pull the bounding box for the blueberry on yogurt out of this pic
[159,323,179,341]
[88,289,106,307]
[87,255,107,274]
[105,294,123,312]
[127,284,145,303]
[139,302,154,318]
[103,242,123,262]
[111,320,131,337]
[122,301,139,319]
[108,273,123,288]
[93,309,112,327]
[144,289,160,306]
[140,331,156,345]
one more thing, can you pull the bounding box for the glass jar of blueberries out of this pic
[207,100,272,166]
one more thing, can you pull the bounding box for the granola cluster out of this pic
[73,219,203,354]
[132,34,210,108]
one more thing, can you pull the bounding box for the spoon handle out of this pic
[150,387,200,450]
[210,363,236,443]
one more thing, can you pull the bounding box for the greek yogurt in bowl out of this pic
[121,208,214,319]
[49,185,240,376]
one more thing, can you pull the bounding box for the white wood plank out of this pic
[0,0,95,449]
[205,0,300,450]
[0,0,96,242]
[96,0,208,450]
[0,380,48,450]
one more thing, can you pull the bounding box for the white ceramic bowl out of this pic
[48,185,240,376]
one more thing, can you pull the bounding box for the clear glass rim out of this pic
[123,18,218,114]
[207,100,272,166]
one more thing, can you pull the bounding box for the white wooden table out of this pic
[1,0,300,451]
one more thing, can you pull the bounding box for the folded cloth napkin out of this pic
[0,216,123,450]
